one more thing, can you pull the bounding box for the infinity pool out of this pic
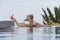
[0,27,60,40]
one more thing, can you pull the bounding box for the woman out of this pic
[10,14,44,40]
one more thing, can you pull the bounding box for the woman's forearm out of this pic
[13,18,21,27]
[13,19,28,27]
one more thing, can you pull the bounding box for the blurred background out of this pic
[0,0,60,24]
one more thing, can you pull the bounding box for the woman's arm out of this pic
[34,22,45,27]
[10,15,28,27]
[35,22,50,27]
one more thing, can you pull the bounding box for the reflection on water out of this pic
[0,27,60,40]
[27,33,33,40]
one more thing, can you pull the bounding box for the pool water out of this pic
[0,27,60,40]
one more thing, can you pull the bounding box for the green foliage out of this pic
[42,6,60,26]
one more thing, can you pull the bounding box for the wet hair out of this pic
[29,14,33,20]
[24,14,34,21]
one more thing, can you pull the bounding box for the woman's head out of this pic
[25,14,34,21]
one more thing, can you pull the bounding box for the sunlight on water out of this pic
[0,27,60,40]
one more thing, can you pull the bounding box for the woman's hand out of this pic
[10,14,17,22]
[10,14,16,21]
[10,14,20,27]
[10,14,14,19]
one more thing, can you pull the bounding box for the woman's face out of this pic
[26,15,31,21]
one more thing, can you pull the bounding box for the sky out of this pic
[0,0,60,24]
